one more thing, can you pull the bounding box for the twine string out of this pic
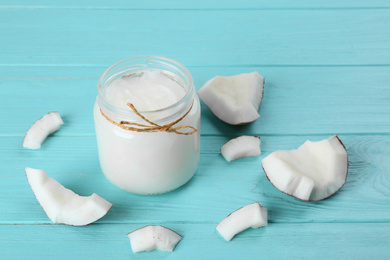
[100,102,197,135]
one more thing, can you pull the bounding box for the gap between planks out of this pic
[2,64,390,68]
[3,219,390,226]
[1,133,390,138]
[2,7,390,11]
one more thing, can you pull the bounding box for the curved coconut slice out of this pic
[221,135,261,162]
[216,202,267,241]
[23,112,63,149]
[198,72,264,125]
[127,225,182,253]
[261,135,348,201]
[25,167,113,226]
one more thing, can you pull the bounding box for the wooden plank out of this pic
[2,0,390,9]
[0,223,389,259]
[1,66,389,136]
[0,10,389,66]
[1,135,390,224]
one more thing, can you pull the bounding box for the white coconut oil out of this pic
[103,70,186,111]
[94,56,200,195]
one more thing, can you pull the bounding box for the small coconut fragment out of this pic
[127,225,182,253]
[221,135,261,162]
[23,111,64,149]
[25,167,112,226]
[198,72,264,125]
[262,135,348,201]
[216,202,267,241]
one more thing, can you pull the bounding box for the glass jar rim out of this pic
[97,55,194,116]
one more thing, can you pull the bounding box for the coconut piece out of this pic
[127,225,182,253]
[261,135,348,201]
[198,72,264,125]
[25,167,112,226]
[23,111,64,149]
[216,202,267,241]
[221,135,261,162]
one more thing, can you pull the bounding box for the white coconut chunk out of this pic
[216,202,267,241]
[25,167,113,226]
[221,135,261,162]
[262,135,348,201]
[198,72,264,125]
[127,225,182,253]
[23,111,64,149]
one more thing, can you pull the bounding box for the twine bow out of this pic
[100,102,197,135]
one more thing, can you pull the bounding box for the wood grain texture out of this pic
[2,135,389,224]
[1,223,389,259]
[0,9,389,66]
[1,1,390,259]
[2,0,390,9]
[1,66,389,136]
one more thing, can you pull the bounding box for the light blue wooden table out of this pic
[1,1,390,259]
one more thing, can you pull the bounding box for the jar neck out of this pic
[97,56,195,124]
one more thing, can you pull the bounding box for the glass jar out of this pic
[93,56,201,195]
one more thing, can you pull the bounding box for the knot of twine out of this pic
[100,102,197,135]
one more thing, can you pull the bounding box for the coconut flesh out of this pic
[216,202,268,241]
[221,135,261,162]
[23,111,63,149]
[127,225,182,253]
[25,167,112,226]
[261,135,348,201]
[197,72,264,125]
